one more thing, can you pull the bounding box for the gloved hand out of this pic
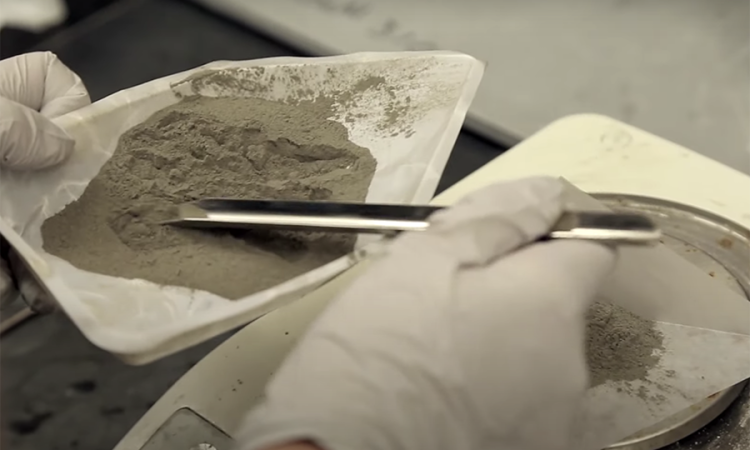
[0,52,90,308]
[237,177,617,450]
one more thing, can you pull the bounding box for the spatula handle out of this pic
[170,199,660,246]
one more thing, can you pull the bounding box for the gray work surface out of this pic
[0,1,501,449]
[196,0,750,174]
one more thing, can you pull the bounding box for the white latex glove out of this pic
[237,177,617,450]
[0,51,90,169]
[0,51,90,307]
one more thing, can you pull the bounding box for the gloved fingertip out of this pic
[40,52,91,118]
[459,176,563,207]
[511,175,564,201]
[0,98,75,170]
[431,176,564,229]
[21,131,74,169]
[413,177,566,265]
[480,175,565,225]
[0,51,91,118]
[30,134,75,169]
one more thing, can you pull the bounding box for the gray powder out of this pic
[41,96,377,300]
[586,301,665,388]
[175,68,424,138]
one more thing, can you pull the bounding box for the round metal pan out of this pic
[595,194,750,450]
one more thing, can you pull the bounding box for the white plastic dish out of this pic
[0,51,484,364]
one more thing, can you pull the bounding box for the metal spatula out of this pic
[162,198,661,246]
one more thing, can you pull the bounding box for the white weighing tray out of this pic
[0,51,484,364]
[196,0,750,174]
[115,114,750,450]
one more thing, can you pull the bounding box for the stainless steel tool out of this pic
[162,198,662,246]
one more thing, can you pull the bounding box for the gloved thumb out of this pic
[393,177,564,266]
[0,97,75,169]
[0,52,90,119]
[0,52,90,170]
[485,239,617,315]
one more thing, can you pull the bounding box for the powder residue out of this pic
[41,95,376,300]
[586,301,665,388]
[171,61,454,139]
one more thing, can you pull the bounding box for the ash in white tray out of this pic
[41,94,377,299]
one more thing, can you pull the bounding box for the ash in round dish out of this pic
[586,300,665,388]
